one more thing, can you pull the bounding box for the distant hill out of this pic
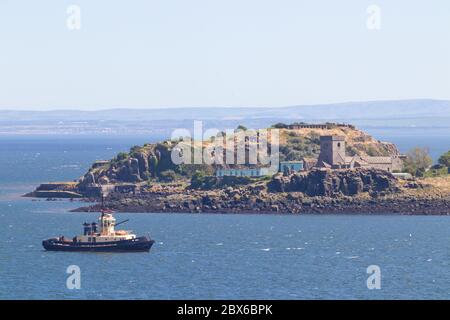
[1,99,449,135]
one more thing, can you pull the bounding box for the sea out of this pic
[1,127,450,300]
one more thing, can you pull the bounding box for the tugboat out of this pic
[42,198,154,252]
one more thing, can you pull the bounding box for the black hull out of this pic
[42,236,154,252]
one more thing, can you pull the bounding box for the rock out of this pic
[404,181,421,189]
[136,153,150,180]
[201,195,213,206]
[148,154,158,177]
[115,158,142,182]
[77,172,96,191]
[225,187,234,194]
[129,158,140,175]
[268,174,289,193]
[98,176,109,185]
[84,172,96,184]
[268,168,399,197]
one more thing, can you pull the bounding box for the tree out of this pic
[438,150,450,167]
[404,147,433,176]
[236,125,248,131]
[272,123,288,129]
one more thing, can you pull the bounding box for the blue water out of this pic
[1,132,450,299]
[364,127,450,161]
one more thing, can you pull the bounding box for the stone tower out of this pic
[318,135,346,167]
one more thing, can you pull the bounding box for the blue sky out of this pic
[0,0,449,110]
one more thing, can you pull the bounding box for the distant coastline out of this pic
[3,99,450,136]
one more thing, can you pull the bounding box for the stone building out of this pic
[287,123,355,130]
[316,135,403,172]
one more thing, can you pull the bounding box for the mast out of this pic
[101,193,105,218]
[99,192,116,236]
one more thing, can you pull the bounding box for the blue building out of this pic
[215,167,271,177]
[279,161,304,174]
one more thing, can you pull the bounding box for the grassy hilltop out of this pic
[80,123,400,187]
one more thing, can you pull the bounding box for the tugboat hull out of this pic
[42,236,154,252]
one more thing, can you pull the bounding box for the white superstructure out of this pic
[75,211,136,243]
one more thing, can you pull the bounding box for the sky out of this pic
[0,0,449,110]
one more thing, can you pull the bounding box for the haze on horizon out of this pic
[0,0,449,111]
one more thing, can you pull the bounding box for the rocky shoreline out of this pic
[71,185,450,216]
[71,195,450,215]
[27,167,450,216]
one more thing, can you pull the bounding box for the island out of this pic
[26,123,450,215]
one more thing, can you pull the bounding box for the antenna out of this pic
[114,219,129,227]
[100,191,114,218]
[101,193,105,218]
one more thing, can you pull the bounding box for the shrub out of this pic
[366,145,378,157]
[346,145,358,156]
[272,123,288,129]
[159,170,178,182]
[190,171,216,189]
[438,151,450,168]
[285,150,304,161]
[288,137,303,145]
[179,164,214,178]
[424,166,449,178]
[403,147,433,176]
[130,145,141,153]
[116,152,129,161]
[288,132,300,138]
[190,172,254,190]
[306,131,321,145]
